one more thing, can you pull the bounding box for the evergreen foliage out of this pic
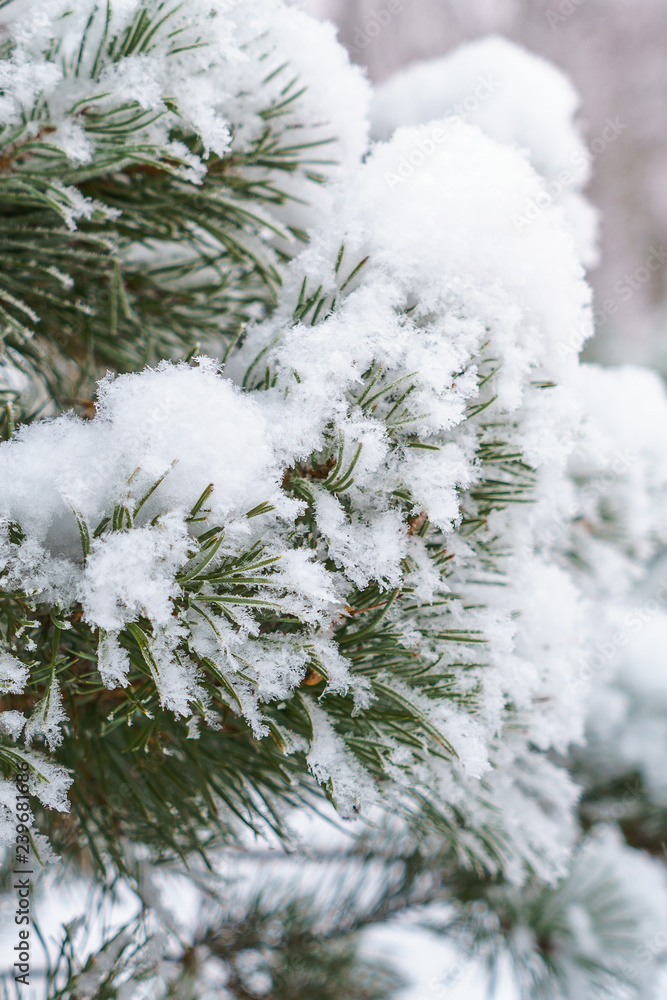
[1,3,667,999]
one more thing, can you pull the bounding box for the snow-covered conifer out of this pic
[1,3,666,998]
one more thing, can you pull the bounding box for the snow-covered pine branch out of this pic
[1,2,667,998]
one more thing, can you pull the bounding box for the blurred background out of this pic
[305,0,667,369]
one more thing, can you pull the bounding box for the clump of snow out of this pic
[15,748,73,813]
[80,513,192,632]
[0,651,29,693]
[97,632,132,691]
[221,1,370,216]
[0,360,287,553]
[315,493,407,590]
[235,117,592,423]
[24,678,67,751]
[370,36,598,266]
[0,360,346,732]
[0,709,26,740]
[371,37,588,186]
[306,704,377,818]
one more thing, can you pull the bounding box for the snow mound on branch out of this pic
[81,513,192,633]
[94,360,288,524]
[372,36,587,183]
[0,0,235,158]
[235,117,592,476]
[563,363,667,616]
[0,360,286,556]
[371,36,597,266]
[0,361,351,738]
[0,360,297,675]
[332,120,590,373]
